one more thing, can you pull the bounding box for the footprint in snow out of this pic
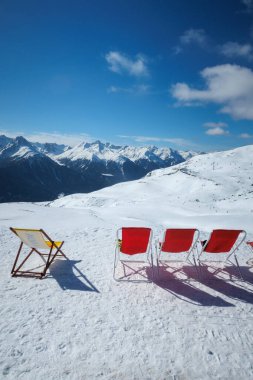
[58,343,66,351]
[35,344,47,353]
[2,365,11,376]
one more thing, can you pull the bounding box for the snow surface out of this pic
[0,145,253,380]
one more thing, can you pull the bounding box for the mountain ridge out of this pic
[0,135,200,202]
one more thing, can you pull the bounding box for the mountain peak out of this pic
[0,135,41,161]
[14,136,32,147]
[0,135,13,148]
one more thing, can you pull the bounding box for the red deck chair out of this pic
[198,229,246,279]
[157,228,200,276]
[114,227,153,282]
[10,227,66,278]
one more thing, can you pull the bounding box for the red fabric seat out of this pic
[203,230,242,253]
[121,227,151,255]
[161,229,197,253]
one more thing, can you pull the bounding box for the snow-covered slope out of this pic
[0,144,252,379]
[52,144,253,228]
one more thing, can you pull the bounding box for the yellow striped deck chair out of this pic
[10,228,66,278]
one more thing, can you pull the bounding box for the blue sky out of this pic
[0,0,253,151]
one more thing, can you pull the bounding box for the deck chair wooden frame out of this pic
[198,229,246,279]
[156,228,200,278]
[113,227,154,282]
[10,227,66,278]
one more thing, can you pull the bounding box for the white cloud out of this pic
[219,42,253,60]
[203,122,229,136]
[105,51,148,77]
[205,127,229,136]
[118,135,197,148]
[177,27,253,62]
[107,84,150,95]
[239,132,253,138]
[172,29,207,56]
[0,130,92,147]
[180,29,207,46]
[171,64,253,120]
[203,122,228,128]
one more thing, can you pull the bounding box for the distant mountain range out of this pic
[52,145,253,221]
[0,135,200,202]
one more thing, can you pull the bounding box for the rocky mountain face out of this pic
[0,135,197,202]
[0,136,90,202]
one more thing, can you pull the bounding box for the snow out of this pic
[179,150,202,160]
[11,146,38,159]
[0,137,42,161]
[0,145,253,379]
[56,140,185,165]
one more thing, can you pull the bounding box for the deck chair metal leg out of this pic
[233,254,243,280]
[192,254,200,279]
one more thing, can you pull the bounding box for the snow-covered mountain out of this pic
[179,149,201,160]
[0,136,89,202]
[0,135,13,148]
[57,140,185,166]
[0,136,43,161]
[0,135,197,202]
[56,140,187,189]
[34,142,71,159]
[52,144,253,221]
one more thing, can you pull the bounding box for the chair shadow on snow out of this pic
[182,265,253,305]
[222,265,253,285]
[146,265,233,307]
[48,259,99,292]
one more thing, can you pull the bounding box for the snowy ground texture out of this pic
[0,145,253,380]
